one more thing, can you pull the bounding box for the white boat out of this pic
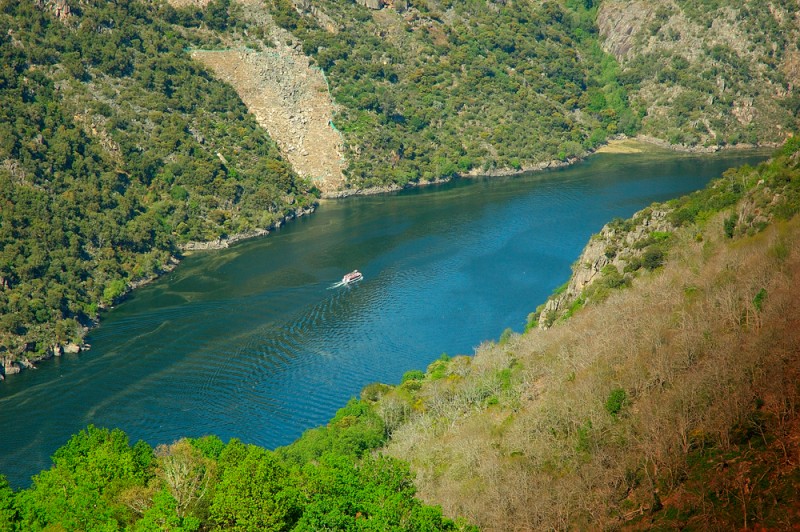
[342,270,363,284]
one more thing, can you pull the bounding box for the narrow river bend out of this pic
[0,150,767,487]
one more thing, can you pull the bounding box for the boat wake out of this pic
[328,270,363,289]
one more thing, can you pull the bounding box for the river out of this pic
[0,149,768,487]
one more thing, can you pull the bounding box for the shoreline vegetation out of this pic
[0,138,776,383]
[1,137,797,530]
[1,204,317,380]
[325,135,778,198]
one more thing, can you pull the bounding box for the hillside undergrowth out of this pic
[372,141,800,529]
[599,0,800,148]
[0,0,316,367]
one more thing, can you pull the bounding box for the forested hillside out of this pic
[2,142,798,530]
[0,0,315,369]
[2,0,800,527]
[599,0,800,147]
[269,0,634,188]
[265,0,798,188]
[0,419,471,530]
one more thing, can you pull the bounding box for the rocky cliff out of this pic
[537,142,797,329]
[537,205,675,328]
[598,0,800,147]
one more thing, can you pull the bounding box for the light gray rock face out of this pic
[64,343,81,354]
[356,0,384,9]
[2,357,20,376]
[539,208,673,329]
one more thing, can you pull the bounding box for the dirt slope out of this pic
[177,0,346,195]
[191,46,346,195]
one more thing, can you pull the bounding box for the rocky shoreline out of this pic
[633,134,780,154]
[321,153,582,199]
[180,204,316,251]
[1,138,774,383]
[324,135,776,200]
[0,205,317,383]
[1,340,91,381]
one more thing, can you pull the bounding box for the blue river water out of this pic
[0,149,767,487]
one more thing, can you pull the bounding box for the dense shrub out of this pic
[0,0,316,360]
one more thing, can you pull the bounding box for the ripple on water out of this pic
[0,151,772,488]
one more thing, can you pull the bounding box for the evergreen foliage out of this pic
[0,424,466,530]
[269,0,634,188]
[278,399,387,466]
[0,0,315,362]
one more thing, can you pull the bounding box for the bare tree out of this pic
[155,439,215,518]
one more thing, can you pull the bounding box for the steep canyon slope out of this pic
[379,140,800,530]
[3,140,798,532]
[598,0,800,147]
[188,0,346,195]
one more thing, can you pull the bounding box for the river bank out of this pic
[0,139,775,383]
[324,135,781,199]
[0,205,318,383]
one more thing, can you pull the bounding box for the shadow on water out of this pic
[0,149,770,487]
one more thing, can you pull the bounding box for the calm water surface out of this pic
[0,150,767,487]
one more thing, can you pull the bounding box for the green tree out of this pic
[209,440,300,531]
[15,426,151,531]
[297,454,461,530]
[134,488,198,532]
[605,388,627,417]
[0,475,17,529]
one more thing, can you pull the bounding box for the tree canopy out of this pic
[0,0,316,363]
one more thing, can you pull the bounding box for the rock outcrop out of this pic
[290,0,340,32]
[356,0,384,10]
[539,207,674,328]
[36,0,72,22]
[63,343,81,354]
